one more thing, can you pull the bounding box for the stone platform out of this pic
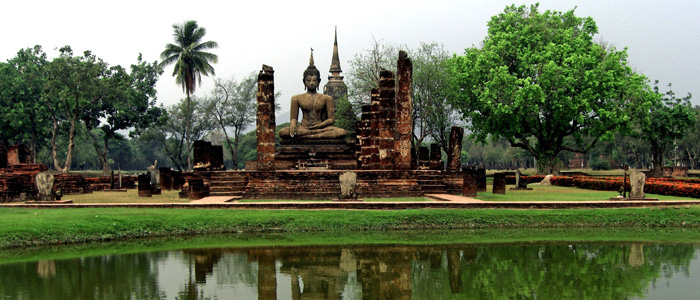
[198,170,462,200]
[276,138,357,170]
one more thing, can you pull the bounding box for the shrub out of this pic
[589,158,611,170]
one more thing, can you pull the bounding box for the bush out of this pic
[589,158,611,170]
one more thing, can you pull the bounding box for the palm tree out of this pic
[160,20,218,170]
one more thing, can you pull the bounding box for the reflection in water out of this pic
[0,242,697,299]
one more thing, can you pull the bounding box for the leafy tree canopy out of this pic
[447,4,649,174]
[636,82,695,176]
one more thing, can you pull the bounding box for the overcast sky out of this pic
[3,0,699,116]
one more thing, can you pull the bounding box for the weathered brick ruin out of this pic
[0,144,92,202]
[193,140,224,171]
[188,49,463,200]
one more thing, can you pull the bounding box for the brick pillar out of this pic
[378,69,396,169]
[418,146,430,169]
[430,143,442,170]
[493,172,506,194]
[447,126,464,171]
[477,168,487,192]
[357,105,373,169]
[137,173,152,197]
[361,89,381,169]
[256,65,276,171]
[395,50,413,170]
[462,166,479,197]
[188,178,205,200]
[159,167,172,191]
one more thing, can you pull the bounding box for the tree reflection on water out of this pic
[0,242,695,299]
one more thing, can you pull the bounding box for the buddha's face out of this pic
[304,75,319,91]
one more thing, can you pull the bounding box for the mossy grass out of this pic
[475,185,696,201]
[3,206,700,250]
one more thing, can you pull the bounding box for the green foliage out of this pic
[44,46,112,172]
[677,106,700,169]
[636,82,695,176]
[0,46,50,158]
[82,54,163,174]
[159,20,218,97]
[448,4,648,174]
[333,95,357,133]
[138,97,215,171]
[589,157,611,170]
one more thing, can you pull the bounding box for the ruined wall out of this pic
[394,51,413,170]
[256,65,276,170]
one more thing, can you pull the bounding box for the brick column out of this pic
[159,167,172,191]
[378,70,396,169]
[430,143,442,170]
[137,174,152,197]
[477,168,487,192]
[492,172,506,194]
[447,126,464,171]
[360,89,381,169]
[256,65,276,171]
[395,50,413,170]
[462,166,479,197]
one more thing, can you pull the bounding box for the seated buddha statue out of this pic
[279,51,346,139]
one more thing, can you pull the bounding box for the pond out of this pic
[0,229,698,299]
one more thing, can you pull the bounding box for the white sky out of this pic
[2,0,699,116]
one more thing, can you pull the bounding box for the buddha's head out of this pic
[303,50,321,91]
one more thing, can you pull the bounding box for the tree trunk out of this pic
[231,129,241,170]
[185,92,192,171]
[61,112,78,173]
[650,140,665,177]
[51,118,62,172]
[536,155,561,175]
[88,130,111,175]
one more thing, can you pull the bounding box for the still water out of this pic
[0,234,699,299]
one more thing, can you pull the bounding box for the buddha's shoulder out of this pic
[292,93,333,100]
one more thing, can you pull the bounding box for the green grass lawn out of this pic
[474,184,697,201]
[3,205,700,250]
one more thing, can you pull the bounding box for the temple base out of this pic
[276,138,357,170]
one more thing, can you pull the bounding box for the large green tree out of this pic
[83,54,163,174]
[0,46,50,160]
[159,20,218,170]
[637,83,695,177]
[44,46,110,173]
[448,4,648,174]
[677,106,700,169]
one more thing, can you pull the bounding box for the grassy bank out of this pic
[475,185,696,201]
[3,227,700,265]
[3,206,700,249]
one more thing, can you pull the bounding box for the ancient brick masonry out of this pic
[193,140,224,171]
[462,166,479,197]
[492,172,506,194]
[256,65,276,171]
[447,126,464,171]
[357,53,414,171]
[395,50,413,170]
[377,70,397,169]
